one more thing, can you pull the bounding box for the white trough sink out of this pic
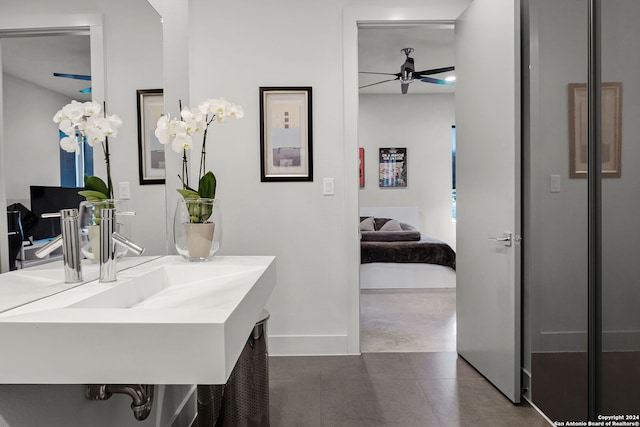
[0,255,276,385]
[0,256,158,314]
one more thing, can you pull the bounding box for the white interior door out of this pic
[455,0,522,403]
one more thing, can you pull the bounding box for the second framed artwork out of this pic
[259,87,313,181]
[137,89,165,185]
[379,147,407,188]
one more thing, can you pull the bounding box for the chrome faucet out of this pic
[35,208,83,283]
[99,208,145,282]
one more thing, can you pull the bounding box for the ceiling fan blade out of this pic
[420,76,455,86]
[53,72,92,81]
[359,71,401,77]
[359,78,399,89]
[414,66,455,76]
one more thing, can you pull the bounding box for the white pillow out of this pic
[359,217,375,231]
[379,219,403,231]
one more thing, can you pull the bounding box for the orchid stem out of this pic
[198,114,216,181]
[102,101,114,199]
[182,149,189,189]
[102,139,114,199]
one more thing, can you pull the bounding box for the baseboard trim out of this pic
[268,334,356,356]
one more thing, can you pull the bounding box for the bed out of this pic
[359,207,456,289]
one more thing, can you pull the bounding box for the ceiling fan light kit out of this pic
[359,47,455,94]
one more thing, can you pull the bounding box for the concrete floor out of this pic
[267,288,551,426]
[360,288,456,353]
[269,352,551,426]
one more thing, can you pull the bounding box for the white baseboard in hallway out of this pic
[360,288,456,353]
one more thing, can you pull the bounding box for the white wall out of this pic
[525,0,640,354]
[2,73,70,206]
[179,0,471,356]
[359,93,456,249]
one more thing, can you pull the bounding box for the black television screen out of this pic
[29,186,85,241]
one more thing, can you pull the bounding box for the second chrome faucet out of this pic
[98,208,145,282]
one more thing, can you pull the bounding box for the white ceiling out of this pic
[1,34,91,101]
[0,26,452,100]
[358,24,455,95]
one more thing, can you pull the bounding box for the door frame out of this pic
[342,4,473,354]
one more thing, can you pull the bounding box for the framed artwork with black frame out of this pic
[259,87,313,182]
[137,89,165,185]
[379,147,407,188]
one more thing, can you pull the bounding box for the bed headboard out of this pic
[359,206,420,230]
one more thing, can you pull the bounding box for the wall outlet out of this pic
[119,182,131,199]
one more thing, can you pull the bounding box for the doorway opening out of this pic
[356,22,458,353]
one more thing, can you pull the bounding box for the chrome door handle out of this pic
[488,232,512,247]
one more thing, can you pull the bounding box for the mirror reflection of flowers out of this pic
[154,98,244,222]
[53,100,122,201]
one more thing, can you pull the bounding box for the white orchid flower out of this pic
[86,116,111,136]
[172,133,192,153]
[156,114,170,130]
[58,119,76,136]
[173,120,188,136]
[155,127,171,145]
[53,110,66,124]
[85,125,106,146]
[198,98,217,115]
[62,100,85,122]
[155,115,172,144]
[228,103,244,119]
[107,114,122,131]
[60,136,80,153]
[181,107,205,134]
[201,98,227,116]
[83,101,102,117]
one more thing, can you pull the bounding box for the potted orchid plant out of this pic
[155,97,243,260]
[53,100,122,259]
[53,100,122,208]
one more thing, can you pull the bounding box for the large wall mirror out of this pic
[0,2,165,310]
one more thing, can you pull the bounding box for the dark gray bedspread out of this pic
[360,236,456,270]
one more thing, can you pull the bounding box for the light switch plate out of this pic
[323,178,335,196]
[119,182,131,199]
[550,175,561,193]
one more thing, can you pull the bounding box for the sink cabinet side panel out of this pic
[0,384,195,427]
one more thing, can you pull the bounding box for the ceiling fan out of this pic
[359,48,455,94]
[53,72,92,93]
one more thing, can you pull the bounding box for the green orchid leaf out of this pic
[78,190,108,201]
[177,189,200,199]
[198,171,217,199]
[84,176,109,196]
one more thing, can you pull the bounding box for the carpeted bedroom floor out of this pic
[360,288,457,352]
